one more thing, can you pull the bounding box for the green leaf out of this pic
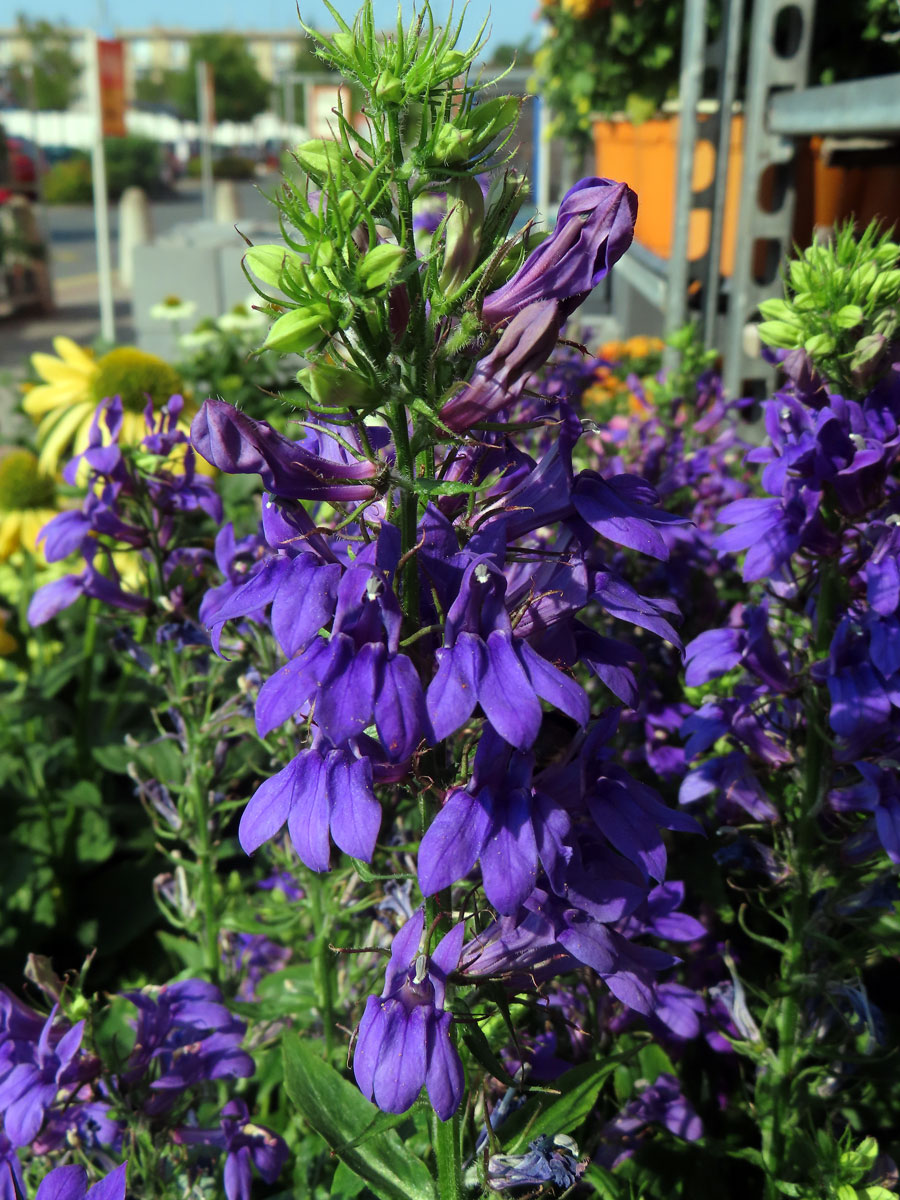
[332,1162,367,1197]
[282,1035,437,1200]
[503,1059,621,1153]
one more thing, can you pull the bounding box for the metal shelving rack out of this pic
[605,0,900,396]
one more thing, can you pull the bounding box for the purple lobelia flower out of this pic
[418,727,573,913]
[487,1133,584,1191]
[173,1099,288,1200]
[252,526,426,762]
[597,1074,703,1167]
[32,1163,127,1200]
[354,908,465,1119]
[239,730,382,871]
[191,399,381,502]
[426,555,588,751]
[481,178,637,327]
[0,1006,92,1147]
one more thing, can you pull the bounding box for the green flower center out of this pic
[0,449,56,511]
[91,347,184,414]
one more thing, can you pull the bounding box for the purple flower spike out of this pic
[191,400,380,502]
[0,1006,88,1147]
[34,1163,127,1200]
[481,178,637,326]
[354,909,465,1120]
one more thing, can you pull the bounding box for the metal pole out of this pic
[703,0,745,348]
[664,0,708,356]
[197,60,214,221]
[86,30,115,343]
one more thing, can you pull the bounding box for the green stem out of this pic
[310,873,336,1057]
[76,599,99,774]
[761,563,839,1194]
[433,1110,463,1200]
[188,751,220,984]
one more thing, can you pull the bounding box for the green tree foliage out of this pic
[168,34,271,123]
[7,14,82,111]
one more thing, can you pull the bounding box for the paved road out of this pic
[43,177,278,285]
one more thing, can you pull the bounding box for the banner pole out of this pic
[86,29,116,343]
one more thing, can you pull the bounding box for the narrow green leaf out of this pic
[502,1059,621,1153]
[282,1035,437,1200]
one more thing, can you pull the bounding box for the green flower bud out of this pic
[848,260,878,296]
[757,320,802,349]
[433,49,468,84]
[757,298,796,322]
[804,331,836,357]
[871,268,900,303]
[244,244,302,291]
[357,243,406,291]
[297,363,381,411]
[439,176,485,294]
[374,69,404,103]
[788,259,812,292]
[263,304,335,353]
[834,304,864,330]
[294,139,362,185]
[431,122,475,166]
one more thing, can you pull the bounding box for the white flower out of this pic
[178,329,219,351]
[150,295,198,322]
[216,302,266,333]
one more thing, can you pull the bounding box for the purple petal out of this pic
[328,754,382,862]
[238,757,297,854]
[479,632,542,750]
[375,654,426,762]
[270,559,340,657]
[426,634,486,742]
[286,752,332,871]
[36,1165,88,1200]
[224,1147,252,1200]
[255,638,330,737]
[372,1003,427,1114]
[684,628,743,687]
[419,788,491,895]
[354,996,386,1101]
[480,789,539,913]
[28,575,84,625]
[425,1010,464,1121]
[517,640,589,726]
[316,638,382,745]
[85,1164,128,1200]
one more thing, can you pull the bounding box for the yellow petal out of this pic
[30,352,91,387]
[36,404,94,475]
[0,513,22,560]
[23,382,88,417]
[53,336,96,372]
[20,510,49,556]
[121,411,145,446]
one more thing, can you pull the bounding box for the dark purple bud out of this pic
[481,178,636,326]
[191,400,379,502]
[439,301,562,432]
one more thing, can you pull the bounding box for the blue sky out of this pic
[16,0,541,48]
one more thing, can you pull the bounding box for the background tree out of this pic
[168,34,270,123]
[7,14,82,111]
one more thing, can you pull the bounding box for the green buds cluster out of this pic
[425,96,522,169]
[303,0,487,108]
[758,221,900,397]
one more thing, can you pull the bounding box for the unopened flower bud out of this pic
[263,304,336,353]
[439,176,484,294]
[757,320,801,349]
[804,331,836,357]
[357,242,406,291]
[297,363,380,411]
[374,69,404,103]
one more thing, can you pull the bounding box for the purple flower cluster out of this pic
[0,981,285,1197]
[681,354,900,862]
[29,396,222,627]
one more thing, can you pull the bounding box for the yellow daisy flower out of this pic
[0,449,60,561]
[24,339,189,475]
